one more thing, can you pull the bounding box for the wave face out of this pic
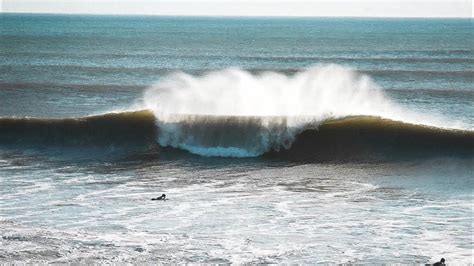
[0,111,157,148]
[144,65,465,157]
[0,111,472,161]
[270,116,474,161]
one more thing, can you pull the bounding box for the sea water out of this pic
[0,14,473,263]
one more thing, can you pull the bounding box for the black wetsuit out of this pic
[152,194,166,200]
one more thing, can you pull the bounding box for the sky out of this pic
[2,0,473,18]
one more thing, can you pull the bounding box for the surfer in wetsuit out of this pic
[151,194,166,201]
[433,258,445,266]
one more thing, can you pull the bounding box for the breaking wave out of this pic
[1,65,472,161]
[142,64,470,157]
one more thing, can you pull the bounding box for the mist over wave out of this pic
[145,64,397,118]
[143,65,461,157]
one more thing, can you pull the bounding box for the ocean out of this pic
[0,14,473,263]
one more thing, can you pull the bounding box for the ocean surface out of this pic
[0,14,473,263]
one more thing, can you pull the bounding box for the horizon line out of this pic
[2,11,472,19]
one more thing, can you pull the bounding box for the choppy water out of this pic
[0,14,473,263]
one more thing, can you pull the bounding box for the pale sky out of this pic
[2,0,473,18]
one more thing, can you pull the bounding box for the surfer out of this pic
[433,258,445,266]
[151,194,166,201]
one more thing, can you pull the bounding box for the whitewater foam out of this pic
[144,65,459,157]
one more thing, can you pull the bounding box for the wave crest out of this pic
[0,112,472,160]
